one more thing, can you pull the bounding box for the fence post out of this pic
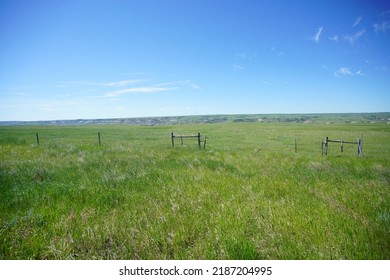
[358,139,363,157]
[325,137,328,155]
[98,132,101,146]
[322,137,328,156]
[203,136,207,149]
[341,140,343,152]
[171,132,174,147]
[197,133,201,149]
[36,133,40,146]
[295,139,297,153]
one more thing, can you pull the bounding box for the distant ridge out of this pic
[1,113,389,126]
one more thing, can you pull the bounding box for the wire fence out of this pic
[1,127,389,159]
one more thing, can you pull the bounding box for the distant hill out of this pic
[1,113,389,126]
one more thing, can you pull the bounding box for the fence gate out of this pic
[171,132,206,149]
[322,136,362,157]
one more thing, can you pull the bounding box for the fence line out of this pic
[3,130,388,158]
[322,136,363,157]
[171,132,206,149]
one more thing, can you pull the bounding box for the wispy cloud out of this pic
[153,80,201,90]
[57,79,147,88]
[334,67,353,77]
[11,92,31,97]
[154,80,193,87]
[235,52,247,60]
[97,80,147,87]
[329,35,339,42]
[260,80,271,85]
[352,16,363,27]
[344,29,365,45]
[270,47,286,56]
[190,83,201,90]
[105,86,177,97]
[313,26,323,42]
[373,21,390,33]
[381,10,390,17]
[334,67,364,77]
[232,64,244,71]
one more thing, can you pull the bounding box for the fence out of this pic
[35,132,103,146]
[171,132,207,149]
[4,129,388,159]
[322,136,363,157]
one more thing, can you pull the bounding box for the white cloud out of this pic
[235,52,247,60]
[373,21,390,33]
[105,86,177,97]
[334,67,361,77]
[233,64,244,70]
[190,83,201,90]
[313,26,323,42]
[352,16,363,27]
[154,80,201,90]
[56,79,147,88]
[329,35,339,42]
[115,106,129,111]
[344,29,365,45]
[98,80,147,87]
[381,10,390,17]
[154,80,192,87]
[12,92,31,97]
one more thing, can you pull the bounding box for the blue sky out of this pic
[1,0,389,121]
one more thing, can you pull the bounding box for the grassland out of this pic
[1,122,389,259]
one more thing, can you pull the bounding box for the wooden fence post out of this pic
[295,139,297,153]
[98,132,101,146]
[322,137,328,156]
[325,137,328,155]
[171,132,174,147]
[358,139,363,157]
[36,133,40,146]
[197,133,201,149]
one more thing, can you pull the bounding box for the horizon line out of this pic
[1,112,389,124]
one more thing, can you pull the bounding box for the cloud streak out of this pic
[55,79,197,99]
[105,86,177,97]
[58,79,147,88]
[373,21,390,33]
[334,67,363,77]
[313,26,323,42]
[97,80,147,87]
[344,29,365,45]
[352,16,363,27]
[334,67,353,77]
[235,52,247,60]
[233,64,244,70]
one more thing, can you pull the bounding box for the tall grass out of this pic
[0,123,389,259]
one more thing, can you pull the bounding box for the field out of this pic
[1,120,390,259]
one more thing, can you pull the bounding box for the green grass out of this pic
[0,123,389,259]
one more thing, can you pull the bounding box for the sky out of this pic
[0,0,389,121]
